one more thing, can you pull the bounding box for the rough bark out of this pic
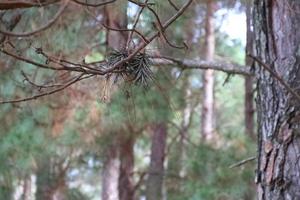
[118,135,135,200]
[201,0,215,141]
[245,0,255,139]
[146,123,167,200]
[254,0,300,199]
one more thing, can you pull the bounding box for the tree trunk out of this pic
[35,160,67,200]
[245,0,255,139]
[119,135,135,200]
[21,175,31,200]
[201,0,215,141]
[102,146,120,200]
[146,123,167,200]
[253,0,300,199]
[102,3,131,200]
[36,162,54,200]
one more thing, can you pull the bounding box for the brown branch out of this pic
[127,0,148,48]
[229,156,256,168]
[249,54,300,102]
[167,0,179,11]
[102,0,193,74]
[71,0,116,7]
[151,56,252,76]
[127,0,155,7]
[0,0,68,37]
[21,71,64,89]
[102,24,149,44]
[1,48,106,75]
[0,0,60,10]
[0,73,93,104]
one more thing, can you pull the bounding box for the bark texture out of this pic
[146,123,167,200]
[201,0,215,141]
[254,0,300,199]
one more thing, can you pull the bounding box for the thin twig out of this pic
[127,0,148,48]
[102,0,193,74]
[0,0,68,37]
[71,0,115,7]
[0,73,93,104]
[229,156,256,168]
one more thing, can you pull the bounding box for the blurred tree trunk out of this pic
[201,0,215,141]
[119,135,135,200]
[245,0,255,139]
[102,146,120,200]
[102,3,133,200]
[35,160,67,200]
[36,162,54,200]
[21,175,31,200]
[253,0,300,199]
[0,183,13,200]
[146,123,167,200]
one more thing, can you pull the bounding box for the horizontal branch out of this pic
[152,56,252,76]
[0,0,68,37]
[0,0,60,10]
[0,73,93,104]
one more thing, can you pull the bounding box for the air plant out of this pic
[106,50,154,88]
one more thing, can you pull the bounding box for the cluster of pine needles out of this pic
[107,50,154,89]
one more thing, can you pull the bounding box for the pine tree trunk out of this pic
[146,123,167,200]
[201,0,215,141]
[119,135,135,200]
[254,0,300,199]
[102,3,131,200]
[21,175,31,200]
[245,0,255,139]
[35,160,67,200]
[102,146,120,200]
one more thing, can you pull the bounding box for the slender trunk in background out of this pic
[179,74,192,179]
[253,0,300,199]
[245,0,255,139]
[102,3,132,200]
[201,0,215,141]
[118,135,135,200]
[102,147,120,200]
[36,162,53,200]
[146,123,167,200]
[21,175,31,200]
[35,160,66,200]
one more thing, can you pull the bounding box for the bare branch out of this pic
[152,56,252,76]
[0,73,90,104]
[0,0,68,37]
[167,0,179,11]
[102,23,149,44]
[229,156,256,168]
[71,0,116,7]
[102,0,193,74]
[0,0,60,10]
[127,0,148,48]
[0,74,95,104]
